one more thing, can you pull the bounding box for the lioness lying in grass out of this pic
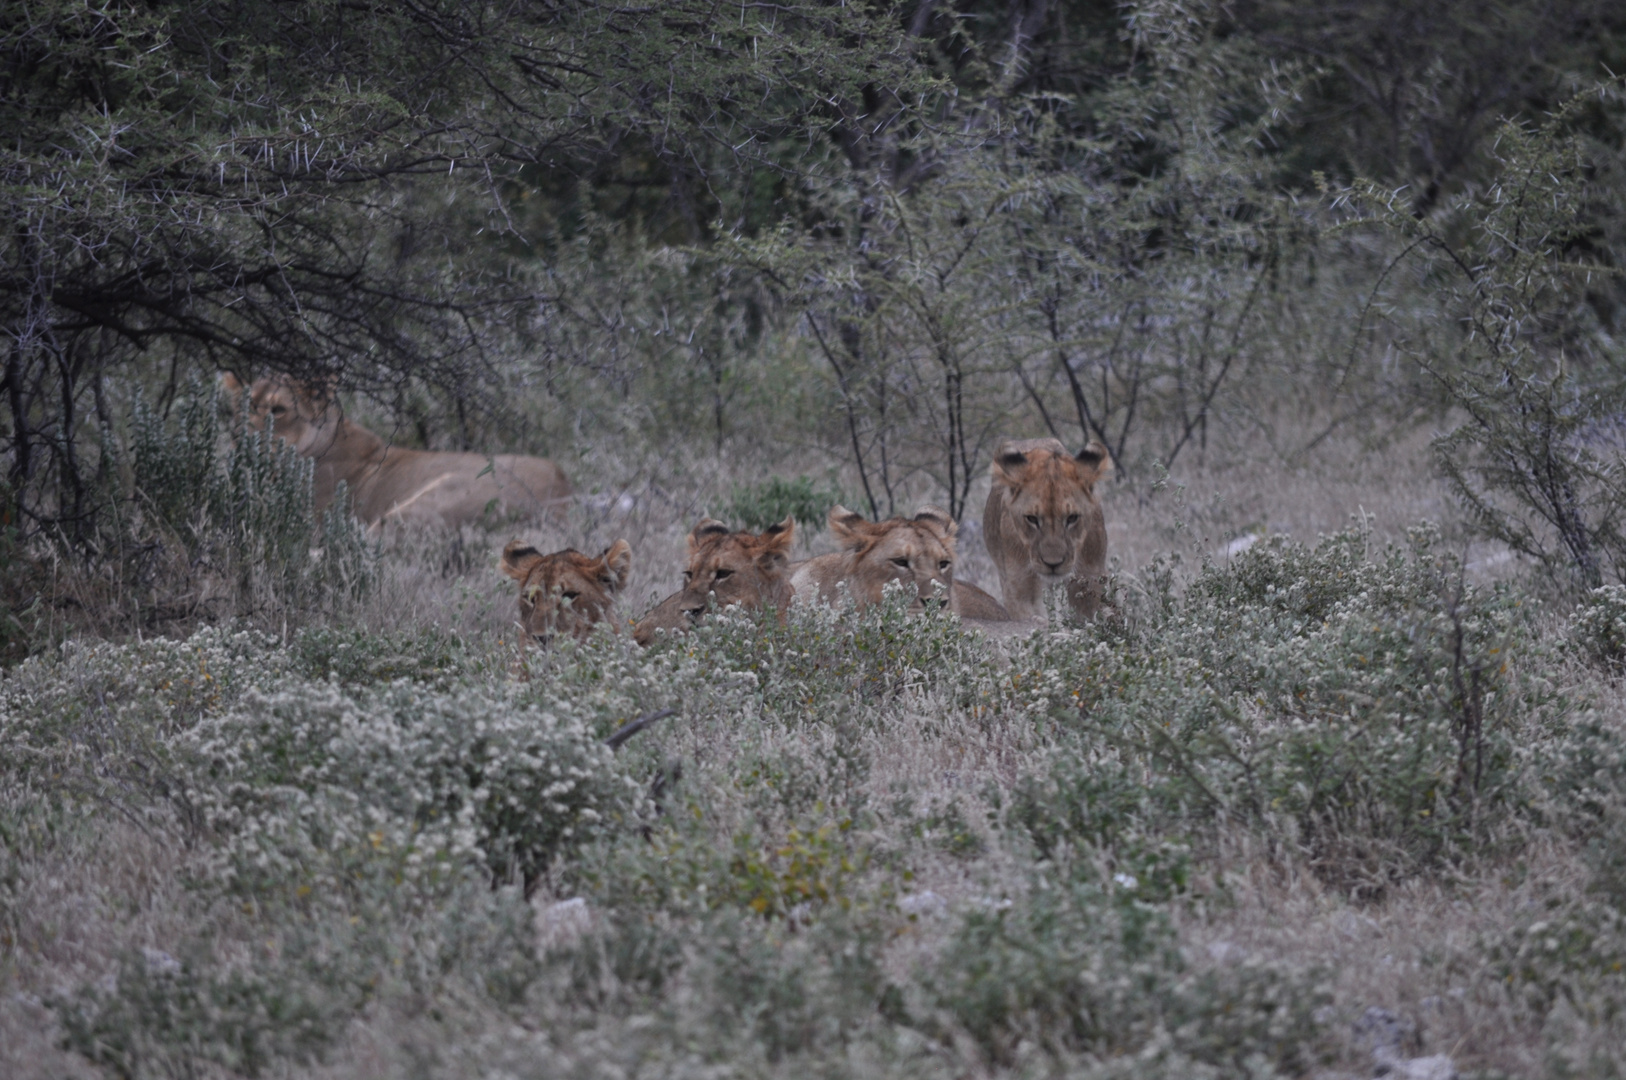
[790,505,1009,619]
[224,373,572,528]
[633,517,796,645]
[501,539,632,646]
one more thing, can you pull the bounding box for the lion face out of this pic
[991,438,1110,582]
[827,505,957,611]
[633,517,795,645]
[501,539,631,645]
[221,373,332,457]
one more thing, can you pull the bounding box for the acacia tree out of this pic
[996,2,1312,477]
[1,0,925,534]
[1343,90,1626,588]
[726,0,1315,516]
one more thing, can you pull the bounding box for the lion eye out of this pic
[682,571,693,583]
[713,568,734,581]
[891,557,910,569]
[269,405,288,416]
[1066,514,1080,526]
[561,590,580,601]
[1025,515,1040,527]
[939,560,951,571]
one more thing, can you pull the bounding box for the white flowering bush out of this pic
[661,582,1003,722]
[1570,584,1626,671]
[0,627,291,827]
[993,525,1556,891]
[927,874,1332,1073]
[180,680,641,898]
[290,624,490,689]
[513,623,761,738]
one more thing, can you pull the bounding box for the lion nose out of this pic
[1043,557,1065,572]
[532,632,554,649]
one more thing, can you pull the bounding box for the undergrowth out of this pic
[2,523,1621,1076]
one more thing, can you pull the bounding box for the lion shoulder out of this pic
[789,553,848,604]
[951,580,1010,620]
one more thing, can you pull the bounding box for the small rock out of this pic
[535,896,593,953]
[1376,1055,1457,1080]
[141,947,182,976]
[898,891,947,917]
[1353,1006,1415,1062]
[1356,1006,1454,1080]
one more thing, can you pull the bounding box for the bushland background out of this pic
[7,2,1626,1077]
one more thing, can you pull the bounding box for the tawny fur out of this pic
[501,539,631,644]
[983,437,1111,621]
[633,517,796,646]
[222,374,572,528]
[790,505,1010,620]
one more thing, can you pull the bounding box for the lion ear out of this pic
[687,518,730,554]
[219,372,245,396]
[757,516,796,563]
[1073,441,1113,485]
[598,539,633,591]
[913,505,957,540]
[501,539,545,581]
[991,441,1030,487]
[828,505,871,547]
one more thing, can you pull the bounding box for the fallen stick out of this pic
[603,708,678,751]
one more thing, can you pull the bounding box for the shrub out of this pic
[291,624,480,688]
[996,525,1552,892]
[0,627,291,827]
[1344,92,1626,589]
[52,939,361,1079]
[1571,585,1626,671]
[678,582,1000,720]
[928,874,1330,1072]
[130,379,376,616]
[727,473,845,534]
[180,681,641,898]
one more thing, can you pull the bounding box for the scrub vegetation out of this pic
[6,1,1626,1077]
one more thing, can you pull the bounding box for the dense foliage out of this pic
[6,0,1626,594]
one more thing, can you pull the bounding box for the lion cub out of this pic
[983,437,1111,621]
[791,505,1009,619]
[633,517,796,645]
[501,539,632,645]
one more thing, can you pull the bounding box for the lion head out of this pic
[220,372,335,457]
[633,517,795,645]
[501,539,632,645]
[985,437,1111,620]
[818,505,958,611]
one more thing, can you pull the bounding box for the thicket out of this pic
[6,0,1626,624]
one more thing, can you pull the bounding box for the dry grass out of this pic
[3,418,1617,1079]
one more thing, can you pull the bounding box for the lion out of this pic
[632,517,796,645]
[790,505,1010,619]
[500,538,632,645]
[983,437,1112,621]
[221,373,571,528]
